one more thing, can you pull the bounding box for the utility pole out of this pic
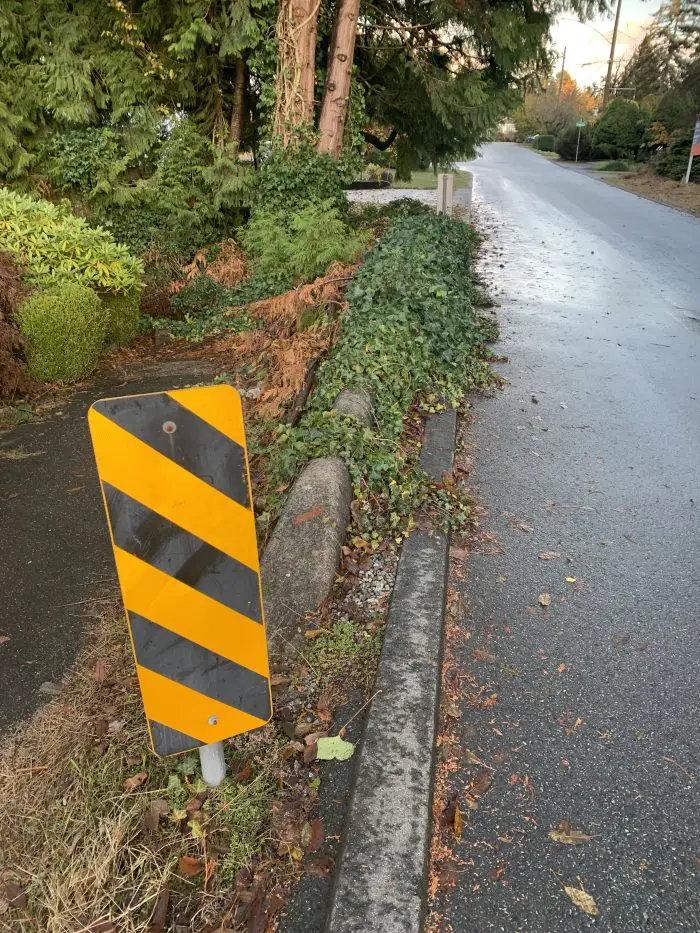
[602,0,623,109]
[558,47,567,97]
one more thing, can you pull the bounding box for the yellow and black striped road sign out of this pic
[88,385,272,757]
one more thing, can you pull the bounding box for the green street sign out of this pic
[576,120,586,128]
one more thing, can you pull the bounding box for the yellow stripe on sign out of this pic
[169,385,247,451]
[88,409,259,572]
[114,547,269,678]
[138,665,268,745]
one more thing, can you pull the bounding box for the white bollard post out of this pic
[436,173,454,216]
[199,741,227,787]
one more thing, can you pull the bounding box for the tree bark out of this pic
[227,57,246,148]
[317,0,361,158]
[273,0,320,144]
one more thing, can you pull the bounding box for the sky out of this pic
[551,0,656,89]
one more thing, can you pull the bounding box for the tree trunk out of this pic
[273,0,320,145]
[317,0,361,158]
[227,57,246,149]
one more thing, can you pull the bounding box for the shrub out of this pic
[170,274,239,319]
[18,284,107,382]
[555,124,594,161]
[593,99,648,160]
[599,159,631,172]
[94,123,252,259]
[0,188,142,293]
[242,199,368,285]
[534,135,556,151]
[255,141,346,214]
[99,288,140,345]
[655,128,700,181]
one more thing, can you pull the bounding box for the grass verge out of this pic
[599,168,700,217]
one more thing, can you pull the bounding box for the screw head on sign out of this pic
[162,421,177,434]
[208,715,218,726]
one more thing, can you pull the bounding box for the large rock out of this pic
[333,388,374,427]
[261,456,352,655]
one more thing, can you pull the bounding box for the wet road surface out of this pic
[441,144,700,931]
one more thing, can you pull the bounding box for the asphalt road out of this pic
[442,145,700,931]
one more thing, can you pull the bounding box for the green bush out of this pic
[255,141,346,214]
[593,99,648,160]
[555,124,594,161]
[0,188,142,292]
[655,128,700,181]
[18,284,107,382]
[242,199,368,285]
[94,123,252,259]
[599,159,631,172]
[534,135,556,151]
[99,288,140,345]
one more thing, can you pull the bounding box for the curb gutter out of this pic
[327,409,457,933]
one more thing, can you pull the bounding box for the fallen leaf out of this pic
[316,735,354,761]
[303,742,318,764]
[558,663,567,673]
[123,771,148,792]
[453,804,462,840]
[304,629,327,640]
[538,593,551,607]
[564,884,599,916]
[270,674,290,687]
[549,820,594,845]
[472,648,496,663]
[469,769,493,796]
[0,636,9,646]
[143,798,170,833]
[306,854,334,876]
[292,506,325,525]
[148,887,169,933]
[539,551,561,560]
[306,818,324,853]
[1,883,26,909]
[178,855,202,877]
[566,577,577,583]
[235,762,252,782]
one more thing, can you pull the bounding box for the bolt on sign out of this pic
[88,385,272,756]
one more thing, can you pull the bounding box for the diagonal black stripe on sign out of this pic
[149,719,202,756]
[93,393,249,509]
[104,483,262,623]
[132,612,271,721]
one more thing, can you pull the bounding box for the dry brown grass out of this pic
[602,169,700,217]
[0,606,279,933]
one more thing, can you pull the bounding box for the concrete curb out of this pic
[261,389,375,657]
[327,409,457,933]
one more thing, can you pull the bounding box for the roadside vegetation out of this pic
[0,202,500,931]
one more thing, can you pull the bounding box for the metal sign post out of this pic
[575,120,586,163]
[88,385,272,786]
[683,120,700,185]
[437,173,454,216]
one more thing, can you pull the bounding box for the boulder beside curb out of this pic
[261,456,352,655]
[334,387,374,426]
